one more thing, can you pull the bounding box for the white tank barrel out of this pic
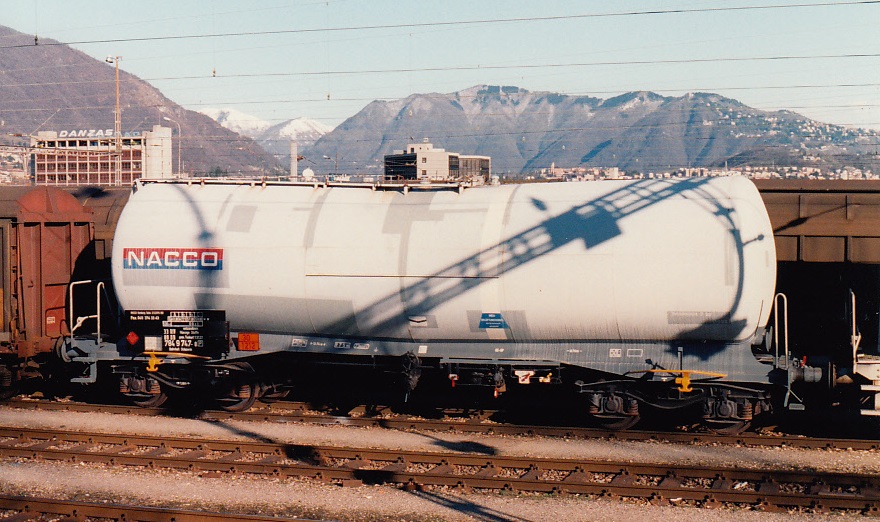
[111,177,776,344]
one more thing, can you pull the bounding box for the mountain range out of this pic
[297,85,878,174]
[210,85,878,175]
[0,20,876,177]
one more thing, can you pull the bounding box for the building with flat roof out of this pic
[459,155,491,181]
[30,125,172,186]
[384,141,491,183]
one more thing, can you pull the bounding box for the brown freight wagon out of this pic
[0,187,94,395]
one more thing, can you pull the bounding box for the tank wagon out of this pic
[53,175,814,431]
[0,177,865,432]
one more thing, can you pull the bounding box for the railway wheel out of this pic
[216,361,258,412]
[0,386,18,401]
[586,390,640,430]
[259,386,290,403]
[589,412,640,430]
[702,393,753,434]
[0,366,16,400]
[130,391,169,408]
[122,375,168,408]
[702,418,751,435]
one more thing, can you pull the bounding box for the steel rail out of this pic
[0,426,878,513]
[0,493,320,521]
[5,398,880,451]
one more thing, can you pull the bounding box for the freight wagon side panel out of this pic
[14,188,94,358]
[0,221,10,347]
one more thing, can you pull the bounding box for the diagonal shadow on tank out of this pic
[315,177,765,360]
[664,181,760,353]
[142,177,765,365]
[163,182,233,311]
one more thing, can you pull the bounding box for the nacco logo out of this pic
[123,248,224,270]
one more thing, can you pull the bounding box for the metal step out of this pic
[69,356,97,384]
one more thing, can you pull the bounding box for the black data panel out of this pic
[124,310,228,357]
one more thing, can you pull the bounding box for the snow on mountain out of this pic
[254,117,333,160]
[269,117,333,141]
[199,107,270,137]
[200,109,332,163]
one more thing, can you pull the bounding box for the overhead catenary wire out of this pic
[1,1,878,50]
[2,82,880,113]
[4,101,879,119]
[0,2,873,133]
[2,1,876,171]
[139,52,880,82]
[0,52,876,88]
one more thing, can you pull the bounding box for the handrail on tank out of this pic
[134,177,473,193]
[68,280,105,340]
[773,293,789,370]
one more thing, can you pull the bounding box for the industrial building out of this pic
[30,125,173,186]
[384,141,490,182]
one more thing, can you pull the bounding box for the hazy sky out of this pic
[3,0,879,129]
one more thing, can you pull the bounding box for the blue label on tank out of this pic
[479,313,508,329]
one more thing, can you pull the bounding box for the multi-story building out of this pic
[459,155,491,181]
[30,125,173,186]
[384,141,491,182]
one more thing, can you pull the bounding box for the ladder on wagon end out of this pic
[773,293,805,411]
[850,290,880,416]
[62,279,115,384]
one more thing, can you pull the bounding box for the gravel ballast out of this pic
[0,406,877,521]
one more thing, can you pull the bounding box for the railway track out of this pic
[5,397,880,451]
[0,426,877,514]
[0,493,314,521]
